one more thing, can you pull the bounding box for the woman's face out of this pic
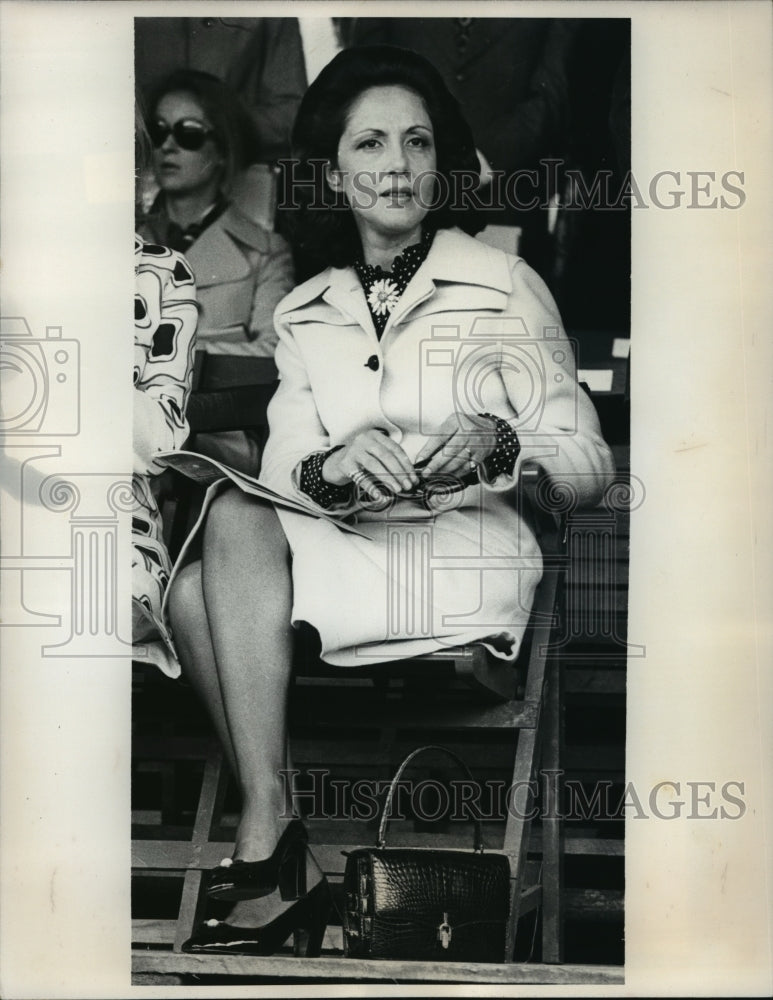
[151,91,224,196]
[329,85,437,245]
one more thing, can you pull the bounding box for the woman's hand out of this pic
[414,414,497,479]
[322,429,419,499]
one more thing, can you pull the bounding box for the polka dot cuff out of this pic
[479,412,521,482]
[299,446,354,509]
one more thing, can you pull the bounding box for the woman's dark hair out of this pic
[148,69,260,195]
[286,45,482,270]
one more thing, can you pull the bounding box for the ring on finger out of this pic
[460,446,476,467]
[351,468,369,487]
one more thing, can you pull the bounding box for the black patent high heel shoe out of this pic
[207,818,308,901]
[182,877,332,957]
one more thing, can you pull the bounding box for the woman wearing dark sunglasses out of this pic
[138,69,294,472]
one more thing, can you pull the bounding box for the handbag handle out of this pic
[377,744,484,852]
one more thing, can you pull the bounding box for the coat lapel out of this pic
[323,268,378,338]
[277,229,514,339]
[384,229,513,334]
[184,225,244,288]
[184,206,269,288]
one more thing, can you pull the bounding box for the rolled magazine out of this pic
[157,449,372,537]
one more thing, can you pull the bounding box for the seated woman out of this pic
[166,45,615,954]
[137,69,295,472]
[133,108,198,675]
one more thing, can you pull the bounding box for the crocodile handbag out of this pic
[342,745,511,963]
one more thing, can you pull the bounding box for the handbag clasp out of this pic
[437,913,453,950]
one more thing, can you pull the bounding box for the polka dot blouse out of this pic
[354,228,435,340]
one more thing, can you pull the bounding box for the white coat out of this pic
[259,227,615,667]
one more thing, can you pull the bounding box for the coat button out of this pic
[365,355,380,371]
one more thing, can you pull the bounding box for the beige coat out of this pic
[138,181,294,357]
[182,205,293,357]
[259,228,615,666]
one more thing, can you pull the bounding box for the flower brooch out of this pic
[367,278,400,316]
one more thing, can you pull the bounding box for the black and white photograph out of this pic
[130,9,630,984]
[0,1,771,996]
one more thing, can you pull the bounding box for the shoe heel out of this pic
[293,927,310,957]
[294,880,332,958]
[278,842,307,901]
[301,919,327,959]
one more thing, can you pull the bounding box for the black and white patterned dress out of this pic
[133,236,198,675]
